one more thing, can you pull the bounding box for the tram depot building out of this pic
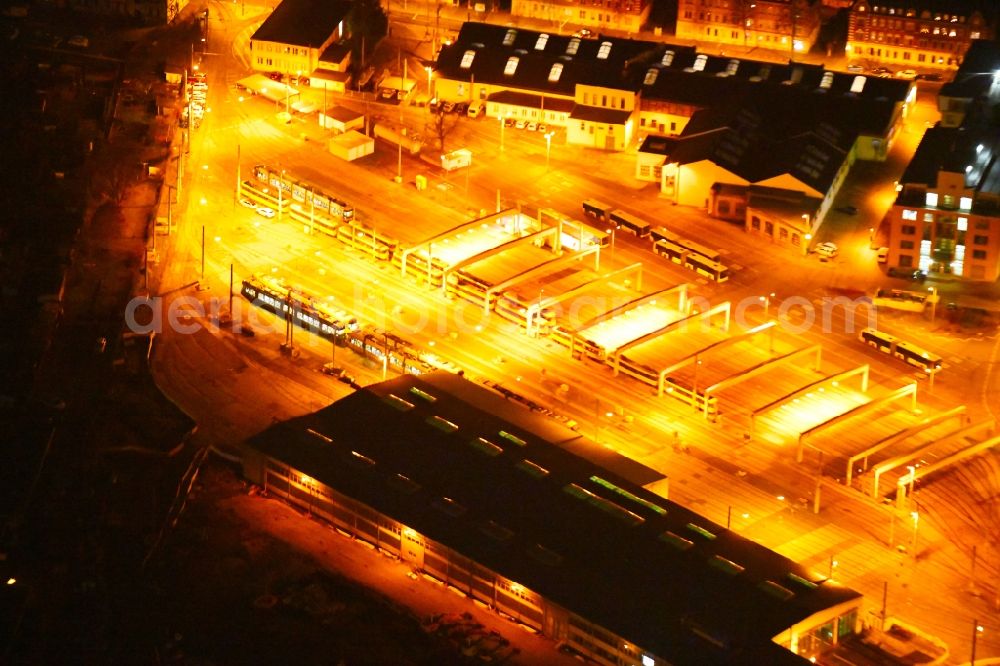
[242,373,862,665]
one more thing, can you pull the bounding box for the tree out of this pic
[426,109,459,153]
[347,0,389,71]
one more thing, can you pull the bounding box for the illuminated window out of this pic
[597,41,612,59]
[566,37,581,55]
[958,217,968,231]
[535,33,549,50]
[661,50,675,66]
[850,75,866,93]
[504,56,519,76]
[902,209,917,220]
[960,196,972,210]
[643,68,659,85]
[819,72,834,89]
[460,50,476,69]
[548,63,564,82]
[503,29,517,46]
[926,192,939,207]
[693,54,707,71]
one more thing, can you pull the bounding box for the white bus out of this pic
[858,328,941,373]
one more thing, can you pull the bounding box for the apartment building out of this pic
[510,0,652,34]
[249,0,352,83]
[846,0,995,70]
[675,0,821,54]
[887,127,1000,280]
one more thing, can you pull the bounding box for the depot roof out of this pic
[247,372,860,665]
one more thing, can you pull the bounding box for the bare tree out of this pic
[425,109,459,153]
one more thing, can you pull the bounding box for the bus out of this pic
[650,226,681,244]
[685,253,730,283]
[557,218,611,251]
[676,237,722,263]
[894,340,942,372]
[858,328,941,373]
[581,199,612,223]
[608,209,652,238]
[653,239,686,265]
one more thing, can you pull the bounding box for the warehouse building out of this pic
[242,372,863,665]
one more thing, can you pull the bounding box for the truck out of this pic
[373,122,421,156]
[440,148,472,171]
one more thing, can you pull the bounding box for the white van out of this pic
[467,101,485,118]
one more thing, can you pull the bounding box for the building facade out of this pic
[675,0,821,54]
[846,0,995,70]
[510,0,652,34]
[886,127,1000,281]
[249,0,351,82]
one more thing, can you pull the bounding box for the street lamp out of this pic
[499,115,506,153]
[605,226,616,265]
[971,621,984,665]
[803,233,812,257]
[760,292,775,319]
[910,510,919,554]
[544,131,554,169]
[425,66,433,100]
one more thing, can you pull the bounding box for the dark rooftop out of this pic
[246,372,860,665]
[897,125,1000,204]
[250,0,352,48]
[940,39,1000,102]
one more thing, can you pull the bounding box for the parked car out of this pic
[322,363,346,377]
[504,117,515,128]
[256,207,276,219]
[442,101,455,113]
[916,73,943,82]
[239,198,257,209]
[877,247,889,263]
[846,64,864,73]
[895,69,917,80]
[526,121,538,132]
[67,35,89,48]
[814,241,838,258]
[514,119,527,129]
[873,66,893,78]
[887,267,926,281]
[453,101,469,115]
[537,123,548,133]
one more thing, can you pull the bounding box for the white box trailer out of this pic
[440,148,472,171]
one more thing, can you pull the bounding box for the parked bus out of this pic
[608,209,652,238]
[556,218,611,251]
[653,239,687,265]
[685,253,730,283]
[650,226,681,244]
[676,237,722,263]
[581,199,613,223]
[858,328,941,373]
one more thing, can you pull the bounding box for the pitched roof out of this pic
[250,0,352,48]
[247,372,861,665]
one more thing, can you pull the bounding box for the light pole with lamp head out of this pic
[499,114,506,153]
[544,131,554,169]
